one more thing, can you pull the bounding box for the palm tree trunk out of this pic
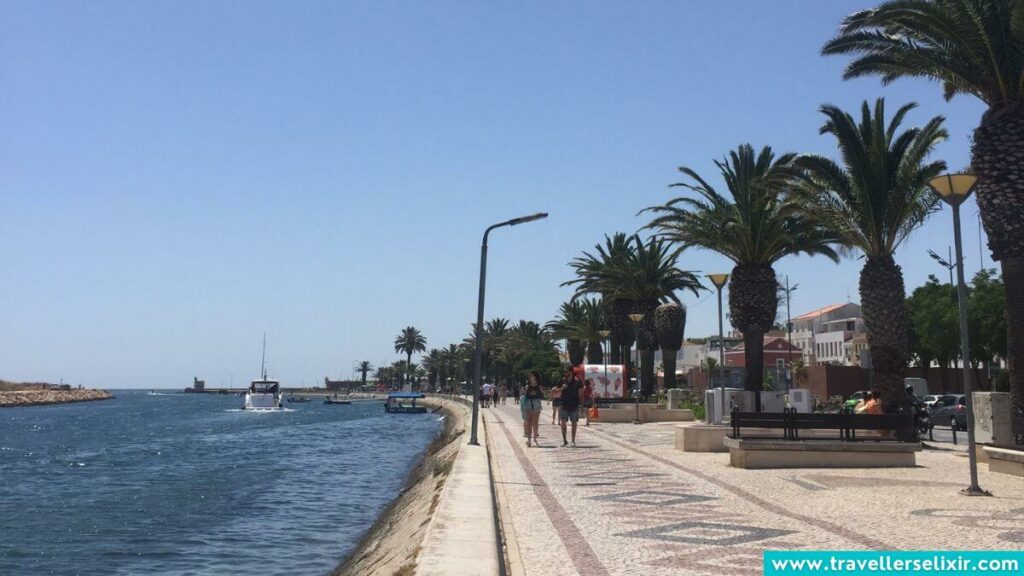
[662,348,678,390]
[972,109,1024,438]
[640,349,656,398]
[586,341,603,364]
[859,255,909,413]
[609,334,622,364]
[1002,256,1024,427]
[407,351,413,389]
[728,264,778,409]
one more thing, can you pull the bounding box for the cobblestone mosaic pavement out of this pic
[483,403,1024,576]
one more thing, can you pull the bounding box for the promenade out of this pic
[483,402,1024,576]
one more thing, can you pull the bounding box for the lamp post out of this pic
[598,329,612,397]
[469,212,549,446]
[926,173,989,497]
[707,274,729,391]
[782,277,798,392]
[628,313,644,424]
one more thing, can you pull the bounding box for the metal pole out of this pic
[952,202,987,496]
[786,276,793,391]
[717,285,725,390]
[633,323,641,424]
[469,229,492,446]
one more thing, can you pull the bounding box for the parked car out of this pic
[930,394,968,431]
[844,391,869,409]
[922,394,943,408]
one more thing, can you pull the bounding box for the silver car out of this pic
[930,394,967,431]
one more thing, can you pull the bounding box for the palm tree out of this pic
[394,326,427,388]
[564,233,637,367]
[422,349,443,390]
[644,144,839,402]
[485,318,511,387]
[656,302,687,390]
[580,298,607,364]
[356,361,373,392]
[546,301,588,365]
[790,99,947,411]
[566,234,702,396]
[822,0,1024,434]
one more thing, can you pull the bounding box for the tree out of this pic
[644,144,838,403]
[394,326,427,388]
[656,302,687,390]
[565,234,702,397]
[422,349,443,390]
[791,99,947,411]
[823,0,1024,438]
[356,361,373,392]
[546,301,588,365]
[969,268,1008,388]
[907,275,960,393]
[563,233,637,367]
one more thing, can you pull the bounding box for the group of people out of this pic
[853,389,883,415]
[513,368,595,448]
[479,381,509,408]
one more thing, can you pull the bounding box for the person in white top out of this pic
[481,382,492,407]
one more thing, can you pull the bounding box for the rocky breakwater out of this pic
[0,389,113,407]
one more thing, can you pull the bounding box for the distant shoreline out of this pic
[0,389,113,408]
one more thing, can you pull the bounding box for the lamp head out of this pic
[598,329,612,338]
[628,313,645,324]
[507,212,549,226]
[927,173,977,207]
[707,273,730,289]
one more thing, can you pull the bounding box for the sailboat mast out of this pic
[261,334,267,380]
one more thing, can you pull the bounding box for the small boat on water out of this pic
[384,392,427,414]
[242,335,284,411]
[287,396,311,403]
[323,394,351,405]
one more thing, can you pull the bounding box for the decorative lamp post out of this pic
[469,212,549,446]
[707,273,730,390]
[598,329,612,397]
[628,313,644,424]
[782,277,798,392]
[926,173,989,497]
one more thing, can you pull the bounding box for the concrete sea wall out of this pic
[0,389,113,408]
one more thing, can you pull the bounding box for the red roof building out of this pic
[722,336,803,369]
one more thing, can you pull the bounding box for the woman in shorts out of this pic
[550,376,565,425]
[521,371,544,446]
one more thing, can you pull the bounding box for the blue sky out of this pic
[1,1,990,388]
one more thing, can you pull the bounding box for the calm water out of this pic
[0,391,441,575]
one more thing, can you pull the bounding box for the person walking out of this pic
[481,381,491,408]
[492,383,499,408]
[549,377,564,425]
[521,371,544,447]
[560,372,583,446]
[513,383,520,404]
[582,378,595,426]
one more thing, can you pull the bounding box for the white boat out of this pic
[242,334,284,411]
[243,379,283,411]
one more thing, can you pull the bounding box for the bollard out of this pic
[929,425,934,442]
[951,425,957,445]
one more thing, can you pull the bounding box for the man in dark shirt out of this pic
[559,375,582,447]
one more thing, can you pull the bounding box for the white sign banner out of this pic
[582,364,625,398]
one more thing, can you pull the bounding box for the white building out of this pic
[790,303,865,366]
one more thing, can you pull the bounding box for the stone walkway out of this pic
[483,402,1024,576]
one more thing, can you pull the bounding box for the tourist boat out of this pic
[384,392,427,414]
[243,379,283,411]
[286,396,311,403]
[323,394,351,405]
[242,335,284,411]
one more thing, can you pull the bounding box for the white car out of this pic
[922,394,943,409]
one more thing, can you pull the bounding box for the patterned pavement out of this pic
[483,402,1024,576]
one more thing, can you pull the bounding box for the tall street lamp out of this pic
[628,313,644,424]
[782,277,798,392]
[598,329,612,398]
[927,173,989,497]
[707,273,730,391]
[469,212,549,445]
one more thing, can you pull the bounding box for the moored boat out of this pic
[384,392,426,414]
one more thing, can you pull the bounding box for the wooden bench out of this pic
[730,408,914,442]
